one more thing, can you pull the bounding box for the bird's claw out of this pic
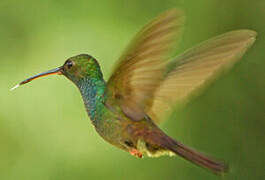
[129,148,143,158]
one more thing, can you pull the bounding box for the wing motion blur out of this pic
[106,8,256,123]
[106,9,185,121]
[147,30,256,123]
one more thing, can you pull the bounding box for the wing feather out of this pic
[106,9,185,120]
[147,30,257,123]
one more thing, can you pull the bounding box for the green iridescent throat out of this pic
[77,76,106,124]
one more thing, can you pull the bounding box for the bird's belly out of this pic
[93,117,126,150]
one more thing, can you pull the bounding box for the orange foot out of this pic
[129,149,143,158]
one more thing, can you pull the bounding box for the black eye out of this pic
[65,61,73,69]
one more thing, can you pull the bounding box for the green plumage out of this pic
[13,9,257,174]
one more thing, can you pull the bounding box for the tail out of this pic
[160,136,228,174]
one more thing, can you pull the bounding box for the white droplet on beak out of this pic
[10,84,20,91]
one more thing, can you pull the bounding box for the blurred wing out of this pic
[106,9,185,120]
[147,30,257,123]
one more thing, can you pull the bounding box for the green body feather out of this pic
[14,9,256,174]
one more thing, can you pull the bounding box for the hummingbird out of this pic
[11,9,256,174]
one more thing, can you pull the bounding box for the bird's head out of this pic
[11,54,103,90]
[62,54,102,84]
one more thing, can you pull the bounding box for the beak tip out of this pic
[10,84,20,91]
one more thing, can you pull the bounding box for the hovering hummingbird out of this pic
[12,9,256,174]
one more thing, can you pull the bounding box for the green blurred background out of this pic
[1,0,264,179]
